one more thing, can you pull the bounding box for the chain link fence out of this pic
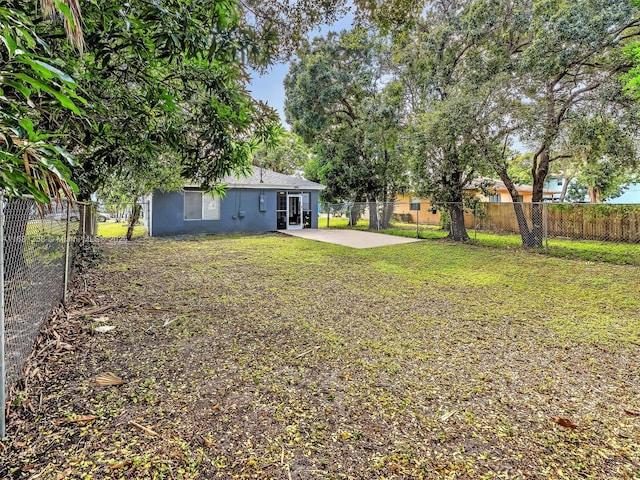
[0,195,94,437]
[320,200,640,244]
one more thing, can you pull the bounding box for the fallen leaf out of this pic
[58,415,97,426]
[56,467,73,479]
[109,460,133,470]
[129,421,159,437]
[95,372,125,386]
[141,307,172,313]
[202,437,217,448]
[68,304,117,318]
[294,345,321,359]
[552,417,578,429]
[94,325,116,333]
[440,410,456,422]
[94,316,110,322]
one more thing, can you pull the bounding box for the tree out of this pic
[285,29,407,228]
[251,130,311,175]
[48,0,277,199]
[1,1,86,277]
[565,115,638,203]
[422,0,640,245]
[393,0,508,241]
[409,94,487,242]
[18,0,282,240]
[491,0,640,246]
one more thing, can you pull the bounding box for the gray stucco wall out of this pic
[151,188,319,237]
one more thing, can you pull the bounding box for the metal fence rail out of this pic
[321,200,640,245]
[0,195,86,437]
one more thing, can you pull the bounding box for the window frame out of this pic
[183,190,220,221]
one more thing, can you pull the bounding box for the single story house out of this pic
[145,168,325,237]
[466,177,561,203]
[394,178,558,224]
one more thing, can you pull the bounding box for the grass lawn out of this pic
[320,216,640,265]
[97,221,147,238]
[3,234,640,479]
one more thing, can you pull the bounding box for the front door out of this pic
[287,194,303,230]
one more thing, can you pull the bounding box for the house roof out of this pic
[467,177,532,193]
[466,177,556,194]
[220,168,325,191]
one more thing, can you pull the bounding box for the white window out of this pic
[184,191,220,220]
[488,194,501,203]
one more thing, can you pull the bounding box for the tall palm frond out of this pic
[40,0,84,53]
[0,133,77,204]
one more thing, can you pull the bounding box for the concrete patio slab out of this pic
[282,229,421,249]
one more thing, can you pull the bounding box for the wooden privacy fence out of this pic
[546,204,640,243]
[471,203,640,243]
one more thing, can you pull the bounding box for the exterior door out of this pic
[287,194,303,230]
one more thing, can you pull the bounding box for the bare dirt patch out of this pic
[2,234,639,479]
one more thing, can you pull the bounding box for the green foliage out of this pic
[566,115,638,202]
[508,153,534,185]
[250,130,311,175]
[566,182,588,203]
[45,0,281,199]
[0,3,82,202]
[396,2,510,240]
[285,30,408,209]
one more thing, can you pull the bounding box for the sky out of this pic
[246,12,355,127]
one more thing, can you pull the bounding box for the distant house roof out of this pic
[467,177,531,193]
[220,168,325,191]
[467,177,556,194]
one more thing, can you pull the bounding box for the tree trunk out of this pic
[380,199,395,229]
[529,202,545,248]
[3,197,32,280]
[559,176,571,203]
[77,201,96,238]
[349,201,363,226]
[529,149,550,248]
[126,202,141,241]
[588,187,601,204]
[447,203,469,241]
[368,200,379,230]
[498,170,535,247]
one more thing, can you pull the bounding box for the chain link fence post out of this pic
[0,190,6,439]
[543,202,549,251]
[326,203,330,229]
[63,201,71,305]
[474,202,478,243]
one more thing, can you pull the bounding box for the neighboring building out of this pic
[542,175,567,202]
[394,178,559,225]
[145,168,325,237]
[397,178,554,207]
[468,178,528,202]
[606,183,640,204]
